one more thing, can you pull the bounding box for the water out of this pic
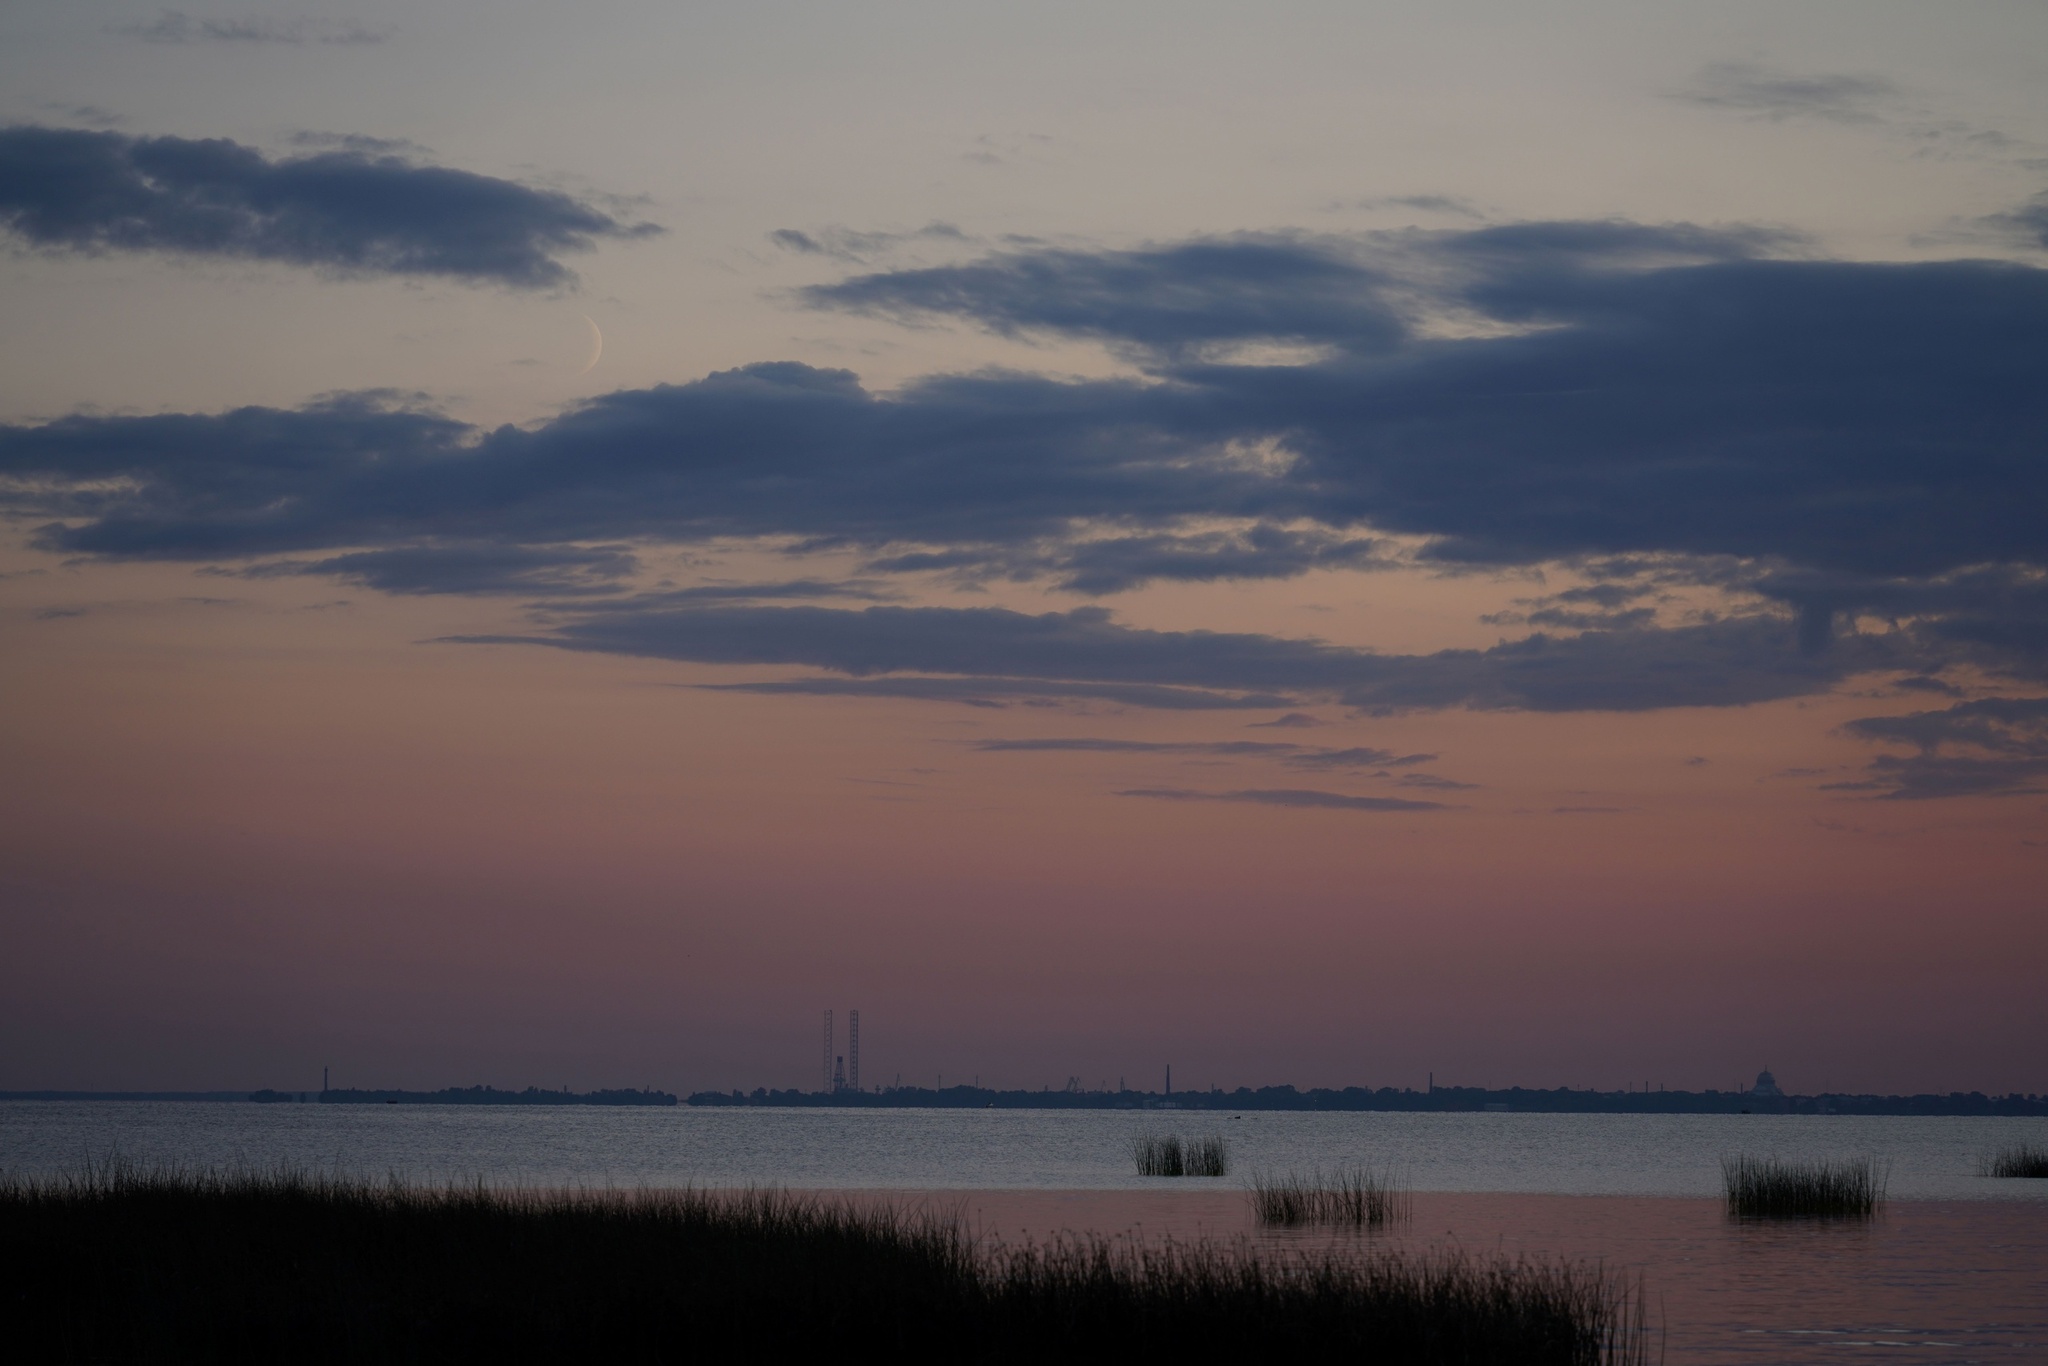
[3,1102,2043,1196]
[5,1103,2045,1363]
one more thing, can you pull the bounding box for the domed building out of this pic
[1749,1069,1784,1098]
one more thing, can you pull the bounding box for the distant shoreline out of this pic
[6,1085,2040,1116]
[687,1085,2048,1117]
[0,1087,678,1107]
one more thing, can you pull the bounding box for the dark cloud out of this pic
[694,677,1291,710]
[113,10,391,45]
[237,543,637,596]
[801,230,2044,587]
[1891,674,1963,696]
[875,525,1390,594]
[1985,192,2048,252]
[767,222,968,263]
[454,599,1905,714]
[645,579,898,604]
[973,738,1300,757]
[802,233,1410,360]
[1281,746,1408,770]
[0,126,654,286]
[1745,565,2048,676]
[1249,712,1322,728]
[1394,772,1478,790]
[1116,787,1447,813]
[1044,526,1386,594]
[972,737,1405,769]
[8,233,2043,587]
[1841,696,2048,798]
[4,220,2046,715]
[0,366,1247,560]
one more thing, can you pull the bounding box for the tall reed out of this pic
[1985,1143,2048,1178]
[1132,1133,1229,1177]
[1248,1165,1409,1227]
[0,1162,1648,1363]
[1721,1155,1886,1218]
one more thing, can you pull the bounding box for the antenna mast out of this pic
[848,1010,860,1091]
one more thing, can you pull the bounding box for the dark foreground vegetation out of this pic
[1985,1143,2048,1178]
[1130,1133,1229,1176]
[1,1165,1650,1364]
[1721,1155,1886,1219]
[1250,1166,1410,1228]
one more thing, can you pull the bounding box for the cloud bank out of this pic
[4,218,2045,751]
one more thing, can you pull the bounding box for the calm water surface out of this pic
[5,1104,2044,1363]
[4,1102,2045,1196]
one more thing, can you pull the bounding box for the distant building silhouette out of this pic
[848,1010,860,1091]
[1749,1069,1784,1098]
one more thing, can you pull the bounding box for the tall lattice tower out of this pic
[847,1010,860,1091]
[821,1009,834,1093]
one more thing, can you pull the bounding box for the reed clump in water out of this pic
[1721,1155,1886,1218]
[1248,1165,1410,1227]
[1985,1144,2048,1178]
[0,1162,1649,1363]
[1131,1133,1228,1177]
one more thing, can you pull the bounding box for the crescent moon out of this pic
[577,314,604,376]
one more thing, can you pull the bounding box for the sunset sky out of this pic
[3,1,2045,1097]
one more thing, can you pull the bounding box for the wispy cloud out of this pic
[113,10,392,46]
[1116,787,1448,813]
[1843,697,2048,799]
[1679,61,1900,124]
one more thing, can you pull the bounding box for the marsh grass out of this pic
[1721,1155,1886,1219]
[1131,1133,1228,1177]
[1249,1165,1410,1228]
[0,1161,1649,1363]
[1984,1143,2048,1178]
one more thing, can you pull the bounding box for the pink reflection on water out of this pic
[832,1189,2047,1364]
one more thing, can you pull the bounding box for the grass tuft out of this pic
[1248,1165,1410,1227]
[1131,1133,1228,1177]
[1985,1143,2048,1179]
[1721,1154,1886,1219]
[0,1161,1649,1363]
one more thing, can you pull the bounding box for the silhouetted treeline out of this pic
[294,1086,676,1106]
[689,1083,2048,1116]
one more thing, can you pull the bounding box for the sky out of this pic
[2,1,2045,1098]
